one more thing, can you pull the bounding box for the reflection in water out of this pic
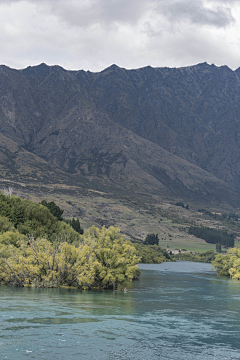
[1,262,240,359]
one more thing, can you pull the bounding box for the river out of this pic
[1,261,240,359]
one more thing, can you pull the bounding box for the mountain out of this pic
[0,62,240,209]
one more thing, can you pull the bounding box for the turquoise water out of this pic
[1,261,240,359]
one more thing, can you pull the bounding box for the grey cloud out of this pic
[0,0,234,28]
[51,0,150,28]
[158,0,235,28]
[0,0,239,73]
[211,0,238,3]
[92,0,149,24]
[0,0,150,27]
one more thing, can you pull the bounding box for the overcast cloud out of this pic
[0,0,239,71]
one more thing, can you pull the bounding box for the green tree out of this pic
[40,200,64,221]
[65,218,84,234]
[176,201,185,208]
[144,233,159,246]
[133,243,172,263]
[0,193,80,242]
[216,243,221,253]
[188,226,234,247]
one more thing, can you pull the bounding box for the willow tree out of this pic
[83,226,141,290]
[0,226,140,289]
[212,247,240,279]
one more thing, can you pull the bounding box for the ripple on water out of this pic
[1,262,240,360]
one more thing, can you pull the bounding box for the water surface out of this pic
[1,261,240,359]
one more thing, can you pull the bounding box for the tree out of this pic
[65,218,83,234]
[144,233,159,246]
[0,193,80,242]
[0,226,141,289]
[176,201,185,208]
[40,200,64,221]
[216,243,221,253]
[0,237,82,287]
[0,216,15,233]
[133,243,172,263]
[188,226,234,247]
[228,248,240,279]
[83,226,141,290]
[212,248,240,278]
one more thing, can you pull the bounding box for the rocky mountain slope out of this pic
[0,62,240,208]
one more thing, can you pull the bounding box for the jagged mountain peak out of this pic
[0,62,240,208]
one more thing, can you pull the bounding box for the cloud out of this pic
[3,0,234,28]
[51,0,151,27]
[157,0,235,28]
[0,0,151,27]
[0,0,239,71]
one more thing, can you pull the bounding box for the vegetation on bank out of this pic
[133,243,174,264]
[0,193,81,242]
[0,225,140,289]
[135,232,217,264]
[212,247,240,279]
[0,194,140,289]
[4,192,240,287]
[174,250,216,263]
[40,200,84,234]
[140,232,217,264]
[133,243,216,264]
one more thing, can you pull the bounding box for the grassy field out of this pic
[158,238,216,252]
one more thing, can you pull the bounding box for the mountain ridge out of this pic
[1,62,240,209]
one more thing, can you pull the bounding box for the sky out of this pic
[0,0,240,72]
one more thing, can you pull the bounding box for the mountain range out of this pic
[0,62,240,209]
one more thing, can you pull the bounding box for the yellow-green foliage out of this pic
[83,226,141,289]
[0,231,26,258]
[175,250,216,263]
[56,221,81,243]
[0,216,15,233]
[133,243,173,264]
[0,230,25,246]
[212,247,240,279]
[0,226,140,289]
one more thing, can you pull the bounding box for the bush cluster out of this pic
[0,226,140,289]
[174,250,216,263]
[212,247,240,279]
[133,243,173,264]
[0,194,81,242]
[0,194,140,289]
